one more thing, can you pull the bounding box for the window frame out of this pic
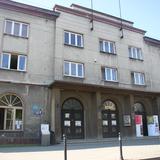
[99,39,116,55]
[104,67,118,82]
[64,61,84,78]
[128,46,143,60]
[64,31,84,48]
[4,19,29,38]
[0,94,24,131]
[132,71,145,85]
[0,53,27,72]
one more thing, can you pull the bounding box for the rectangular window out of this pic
[104,67,118,82]
[64,31,83,47]
[1,53,27,71]
[64,61,84,78]
[100,40,116,54]
[4,20,29,38]
[128,46,143,60]
[132,72,145,85]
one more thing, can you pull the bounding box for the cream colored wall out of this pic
[54,11,160,92]
[0,8,56,85]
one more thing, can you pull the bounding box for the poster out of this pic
[147,115,159,136]
[123,115,131,126]
[135,115,143,137]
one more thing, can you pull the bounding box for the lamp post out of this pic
[119,132,124,160]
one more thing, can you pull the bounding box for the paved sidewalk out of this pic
[0,138,160,160]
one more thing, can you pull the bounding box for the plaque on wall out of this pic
[123,115,131,126]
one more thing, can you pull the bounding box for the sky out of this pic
[12,0,160,40]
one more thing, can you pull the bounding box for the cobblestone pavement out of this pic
[0,138,160,160]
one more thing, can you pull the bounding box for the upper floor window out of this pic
[4,20,29,38]
[103,67,118,82]
[100,40,116,54]
[129,46,143,60]
[132,72,145,85]
[64,61,84,78]
[64,31,83,48]
[0,53,27,71]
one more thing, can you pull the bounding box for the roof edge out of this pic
[144,36,160,47]
[54,4,146,35]
[71,3,134,25]
[0,0,59,20]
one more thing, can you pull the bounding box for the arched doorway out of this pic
[134,102,148,136]
[0,93,23,130]
[61,98,84,139]
[101,100,119,138]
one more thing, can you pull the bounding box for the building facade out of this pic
[0,1,160,144]
[51,4,160,142]
[0,0,59,144]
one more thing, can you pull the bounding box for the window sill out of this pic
[129,57,143,61]
[0,68,27,73]
[100,51,116,55]
[103,80,119,83]
[64,43,84,49]
[4,33,29,39]
[133,83,146,87]
[64,75,84,79]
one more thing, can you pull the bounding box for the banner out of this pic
[147,115,159,136]
[135,115,143,137]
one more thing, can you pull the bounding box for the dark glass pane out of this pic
[5,21,12,34]
[100,41,103,51]
[64,32,69,44]
[22,24,28,37]
[78,64,83,77]
[63,99,82,110]
[64,62,69,75]
[71,34,75,45]
[16,109,22,120]
[71,63,76,76]
[10,55,18,70]
[18,56,26,70]
[77,35,82,47]
[14,23,20,36]
[2,54,9,69]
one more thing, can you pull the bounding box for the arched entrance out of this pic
[0,93,23,130]
[101,100,119,138]
[61,98,84,139]
[134,102,148,136]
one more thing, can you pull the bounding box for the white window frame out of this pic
[133,72,145,85]
[104,67,118,82]
[1,53,11,69]
[1,106,23,131]
[64,31,83,47]
[64,61,84,78]
[17,55,27,71]
[100,40,116,54]
[1,53,27,71]
[129,46,143,60]
[4,20,29,38]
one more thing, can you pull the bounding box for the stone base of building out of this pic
[0,137,40,145]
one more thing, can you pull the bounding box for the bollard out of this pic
[63,134,67,160]
[118,132,124,160]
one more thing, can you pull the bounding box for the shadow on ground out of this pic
[0,138,159,153]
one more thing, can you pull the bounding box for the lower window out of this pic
[0,94,23,131]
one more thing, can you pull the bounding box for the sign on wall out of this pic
[123,115,131,126]
[32,104,43,116]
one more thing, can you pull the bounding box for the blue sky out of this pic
[13,0,160,40]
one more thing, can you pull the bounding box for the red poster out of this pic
[135,115,142,124]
